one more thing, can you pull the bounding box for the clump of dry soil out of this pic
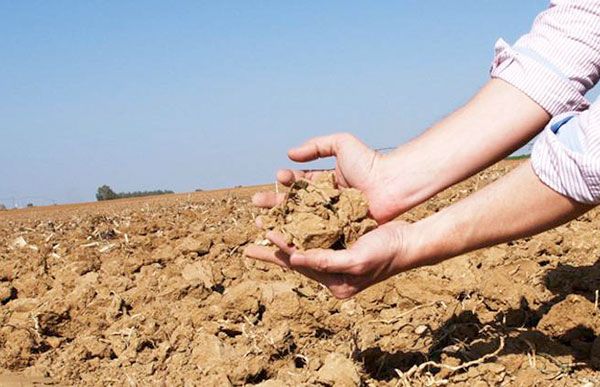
[260,172,377,250]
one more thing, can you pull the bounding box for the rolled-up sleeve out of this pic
[490,0,600,116]
[532,102,600,203]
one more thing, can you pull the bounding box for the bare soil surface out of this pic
[1,160,600,386]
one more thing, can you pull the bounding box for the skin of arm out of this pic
[246,161,594,299]
[403,161,593,270]
[379,79,550,213]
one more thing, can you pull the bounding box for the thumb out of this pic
[290,248,362,274]
[288,133,357,162]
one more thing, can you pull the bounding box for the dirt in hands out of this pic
[260,172,378,250]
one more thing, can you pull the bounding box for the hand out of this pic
[252,133,403,223]
[244,222,416,299]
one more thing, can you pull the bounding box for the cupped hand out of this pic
[244,221,416,299]
[252,133,401,223]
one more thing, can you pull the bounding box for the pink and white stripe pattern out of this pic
[531,106,600,203]
[490,0,600,203]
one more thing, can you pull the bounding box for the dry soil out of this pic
[1,160,600,386]
[259,172,377,250]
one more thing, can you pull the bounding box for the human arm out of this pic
[390,0,600,202]
[374,79,550,216]
[383,0,600,212]
[408,161,593,268]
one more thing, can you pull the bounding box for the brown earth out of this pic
[1,160,600,386]
[260,171,377,250]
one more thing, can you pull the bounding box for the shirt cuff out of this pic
[531,114,600,204]
[490,39,590,116]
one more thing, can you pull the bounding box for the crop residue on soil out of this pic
[260,172,377,250]
[2,160,600,386]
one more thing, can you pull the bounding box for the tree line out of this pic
[96,185,174,201]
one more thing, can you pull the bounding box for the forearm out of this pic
[380,79,550,212]
[379,0,600,216]
[402,161,594,269]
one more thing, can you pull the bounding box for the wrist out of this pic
[397,210,468,272]
[372,150,440,218]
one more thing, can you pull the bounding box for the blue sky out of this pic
[1,1,598,205]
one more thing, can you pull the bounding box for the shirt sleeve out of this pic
[490,0,600,116]
[531,99,600,204]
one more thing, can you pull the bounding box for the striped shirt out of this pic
[490,0,600,203]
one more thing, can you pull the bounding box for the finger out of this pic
[294,270,361,299]
[255,216,264,228]
[244,245,291,268]
[288,134,345,162]
[276,169,303,186]
[246,243,359,298]
[277,169,328,186]
[252,191,286,208]
[244,243,335,289]
[326,275,362,299]
[266,230,296,255]
[289,264,342,290]
[289,248,359,274]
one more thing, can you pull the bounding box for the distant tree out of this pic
[96,185,118,201]
[96,185,173,201]
[26,203,34,208]
[506,154,531,160]
[116,189,174,199]
[0,203,6,211]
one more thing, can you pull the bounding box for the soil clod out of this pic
[260,172,377,250]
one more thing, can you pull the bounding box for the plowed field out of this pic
[2,160,600,386]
